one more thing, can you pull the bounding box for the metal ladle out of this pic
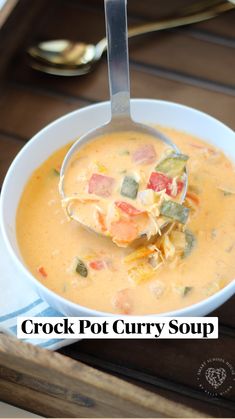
[60,0,187,242]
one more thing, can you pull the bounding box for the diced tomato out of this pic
[37,266,47,278]
[132,144,156,165]
[89,260,106,270]
[115,201,143,216]
[110,219,138,244]
[147,172,169,192]
[113,288,132,314]
[88,173,115,198]
[147,172,183,196]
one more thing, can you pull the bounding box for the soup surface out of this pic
[62,131,188,246]
[17,127,235,314]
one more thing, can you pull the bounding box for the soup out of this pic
[62,131,188,246]
[16,127,235,315]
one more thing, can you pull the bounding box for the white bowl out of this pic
[0,99,234,317]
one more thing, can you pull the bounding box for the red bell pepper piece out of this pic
[115,201,143,216]
[89,260,106,270]
[147,172,183,197]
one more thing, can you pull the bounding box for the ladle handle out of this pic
[104,0,131,119]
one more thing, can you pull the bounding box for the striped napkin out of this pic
[0,229,77,350]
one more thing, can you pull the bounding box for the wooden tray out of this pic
[0,0,235,417]
[0,333,207,418]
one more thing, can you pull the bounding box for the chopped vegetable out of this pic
[160,201,189,224]
[124,246,155,263]
[186,191,200,206]
[110,219,138,244]
[95,161,108,174]
[183,286,193,296]
[149,280,165,298]
[115,201,143,216]
[211,229,217,239]
[147,172,184,197]
[188,184,200,194]
[148,252,162,269]
[183,229,196,258]
[120,176,139,199]
[170,231,186,252]
[37,266,47,278]
[173,284,193,296]
[89,260,106,270]
[96,209,107,232]
[155,153,188,177]
[88,173,114,198]
[119,150,130,156]
[161,234,175,259]
[138,189,156,206]
[204,281,220,296]
[113,288,132,314]
[75,258,88,277]
[218,187,235,196]
[128,262,154,284]
[132,144,156,165]
[52,168,60,176]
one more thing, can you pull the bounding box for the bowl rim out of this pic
[1,98,234,317]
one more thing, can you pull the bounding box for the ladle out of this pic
[60,0,188,243]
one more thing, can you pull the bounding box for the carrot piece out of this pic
[124,246,155,263]
[186,191,200,206]
[115,201,143,216]
[110,219,138,244]
[96,210,107,232]
[37,266,47,278]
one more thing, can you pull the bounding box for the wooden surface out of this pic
[0,333,205,418]
[0,0,235,417]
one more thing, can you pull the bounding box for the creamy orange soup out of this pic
[62,131,187,246]
[16,127,235,314]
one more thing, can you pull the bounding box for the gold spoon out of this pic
[28,0,234,77]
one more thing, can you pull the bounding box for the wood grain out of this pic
[61,336,235,402]
[0,84,89,139]
[14,1,235,88]
[0,334,206,418]
[0,0,47,78]
[7,62,235,130]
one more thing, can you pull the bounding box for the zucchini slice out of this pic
[121,176,139,199]
[160,200,189,224]
[75,259,88,277]
[155,153,188,177]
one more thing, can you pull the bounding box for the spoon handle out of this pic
[104,0,131,119]
[98,1,234,58]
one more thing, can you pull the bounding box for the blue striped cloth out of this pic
[0,230,77,350]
